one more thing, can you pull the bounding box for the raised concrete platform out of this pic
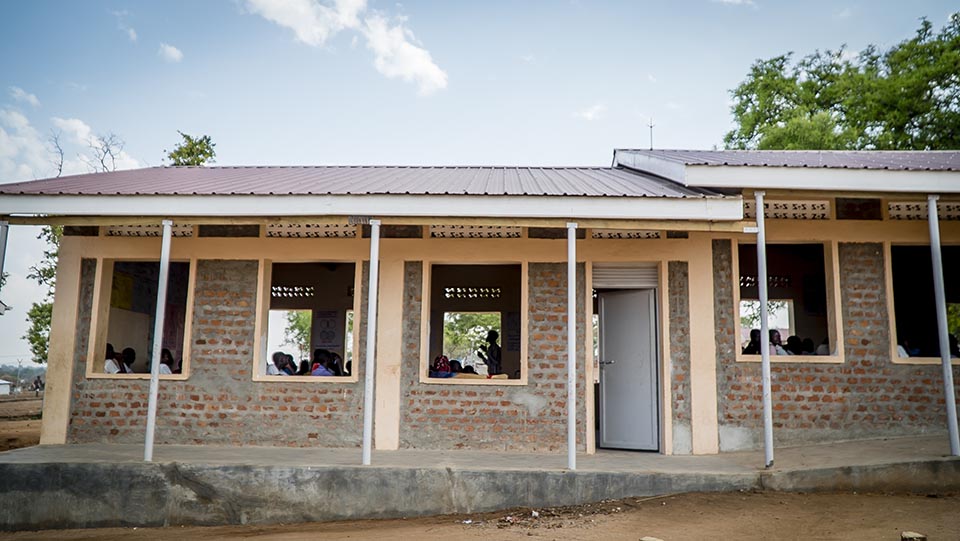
[1,435,958,531]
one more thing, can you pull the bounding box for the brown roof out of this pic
[616,150,960,171]
[0,166,716,198]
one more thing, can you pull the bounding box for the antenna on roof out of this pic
[647,118,655,150]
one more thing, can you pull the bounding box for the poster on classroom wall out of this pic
[110,272,134,310]
[313,310,340,349]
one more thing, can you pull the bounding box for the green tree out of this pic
[23,226,61,364]
[166,131,216,166]
[442,312,500,362]
[283,311,312,359]
[726,15,960,150]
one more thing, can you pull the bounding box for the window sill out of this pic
[891,356,960,366]
[419,374,528,386]
[86,373,190,380]
[252,374,359,383]
[736,354,844,364]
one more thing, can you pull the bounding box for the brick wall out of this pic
[398,262,588,452]
[668,261,692,454]
[68,259,367,447]
[713,240,960,451]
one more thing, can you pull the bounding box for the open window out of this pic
[736,243,838,359]
[90,260,192,376]
[426,264,523,381]
[257,262,359,379]
[890,245,960,360]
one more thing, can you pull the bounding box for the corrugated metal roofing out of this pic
[0,166,718,198]
[616,149,960,171]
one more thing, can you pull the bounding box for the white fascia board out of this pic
[686,165,960,193]
[613,151,687,183]
[0,193,744,221]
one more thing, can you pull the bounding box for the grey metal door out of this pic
[598,289,659,450]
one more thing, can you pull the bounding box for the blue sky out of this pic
[0,0,956,364]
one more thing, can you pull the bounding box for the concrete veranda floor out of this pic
[0,433,955,474]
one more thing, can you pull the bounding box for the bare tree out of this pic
[47,129,64,178]
[80,132,126,173]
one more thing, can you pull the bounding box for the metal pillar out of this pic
[144,220,173,462]
[361,219,381,465]
[0,221,8,293]
[755,192,775,468]
[927,195,960,456]
[566,222,578,470]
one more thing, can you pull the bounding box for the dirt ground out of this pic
[0,397,43,452]
[4,492,958,541]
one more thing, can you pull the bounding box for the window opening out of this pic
[738,244,831,356]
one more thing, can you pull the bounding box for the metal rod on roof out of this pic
[361,219,381,465]
[648,118,655,150]
[0,221,8,298]
[755,192,775,468]
[927,195,960,456]
[144,219,173,462]
[567,222,578,471]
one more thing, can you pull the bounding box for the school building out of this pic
[0,149,957,464]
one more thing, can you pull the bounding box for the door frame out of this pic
[596,286,662,452]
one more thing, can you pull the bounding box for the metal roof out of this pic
[615,149,960,171]
[0,166,718,198]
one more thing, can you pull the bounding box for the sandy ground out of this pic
[0,397,43,452]
[4,492,958,540]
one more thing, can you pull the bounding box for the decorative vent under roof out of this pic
[591,229,661,239]
[266,223,357,238]
[431,225,521,238]
[740,275,792,288]
[105,224,194,237]
[443,287,502,299]
[744,200,830,220]
[887,201,960,221]
[271,285,315,298]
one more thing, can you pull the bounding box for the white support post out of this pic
[566,222,578,471]
[755,192,775,468]
[927,195,960,456]
[144,220,173,462]
[0,221,9,291]
[361,219,381,465]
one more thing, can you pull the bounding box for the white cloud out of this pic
[520,53,536,64]
[712,0,755,5]
[158,43,184,63]
[573,103,606,121]
[9,87,40,107]
[245,0,366,46]
[112,10,138,42]
[647,74,657,83]
[666,101,683,111]
[834,7,853,19]
[245,0,446,95]
[362,14,447,95]
[0,109,49,182]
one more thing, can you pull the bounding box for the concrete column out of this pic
[144,220,173,462]
[566,222,578,470]
[755,192,775,468]
[361,219,381,465]
[373,259,404,450]
[927,195,960,456]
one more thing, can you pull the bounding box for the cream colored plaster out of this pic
[40,242,81,444]
[687,234,720,455]
[374,259,404,450]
